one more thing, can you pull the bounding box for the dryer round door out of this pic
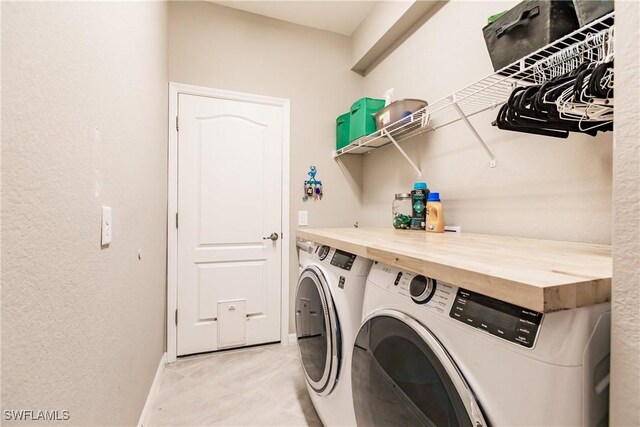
[295,266,341,396]
[352,310,487,427]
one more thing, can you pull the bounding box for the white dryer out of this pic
[295,245,372,426]
[352,262,611,427]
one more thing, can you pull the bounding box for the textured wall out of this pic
[360,1,612,245]
[611,0,640,424]
[168,1,363,334]
[1,2,168,425]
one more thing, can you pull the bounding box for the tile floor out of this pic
[148,342,322,426]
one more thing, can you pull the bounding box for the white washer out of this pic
[295,244,372,426]
[296,237,317,274]
[352,262,611,427]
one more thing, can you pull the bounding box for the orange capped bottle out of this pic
[426,192,444,233]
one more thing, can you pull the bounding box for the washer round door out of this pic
[295,266,341,396]
[352,310,487,427]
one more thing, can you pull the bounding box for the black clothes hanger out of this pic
[493,58,613,138]
[493,95,570,139]
[493,103,569,138]
[588,61,613,99]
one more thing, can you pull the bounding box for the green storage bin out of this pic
[336,113,350,150]
[349,97,386,142]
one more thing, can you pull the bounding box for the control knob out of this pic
[317,245,330,261]
[410,275,437,304]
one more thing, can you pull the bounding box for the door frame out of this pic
[167,82,291,363]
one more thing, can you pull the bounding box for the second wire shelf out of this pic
[333,12,615,172]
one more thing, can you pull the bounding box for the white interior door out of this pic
[177,93,283,356]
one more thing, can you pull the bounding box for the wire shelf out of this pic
[334,12,615,159]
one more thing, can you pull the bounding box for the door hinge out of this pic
[175,309,178,325]
[176,116,179,132]
[175,212,179,229]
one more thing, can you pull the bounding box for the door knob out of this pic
[263,232,279,241]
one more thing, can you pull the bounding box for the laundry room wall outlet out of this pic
[101,206,112,246]
[298,210,309,226]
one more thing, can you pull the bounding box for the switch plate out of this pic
[298,210,308,226]
[101,206,112,245]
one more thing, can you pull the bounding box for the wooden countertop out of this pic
[296,227,612,313]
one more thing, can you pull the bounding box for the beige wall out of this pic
[611,0,640,424]
[1,2,168,425]
[360,1,612,245]
[168,1,363,333]
[2,2,633,424]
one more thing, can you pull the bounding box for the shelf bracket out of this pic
[450,97,497,168]
[383,129,422,178]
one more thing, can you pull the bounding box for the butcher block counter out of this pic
[296,227,612,313]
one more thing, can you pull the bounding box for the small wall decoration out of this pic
[303,166,323,202]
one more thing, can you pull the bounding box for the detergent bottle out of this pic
[410,182,429,230]
[426,192,444,233]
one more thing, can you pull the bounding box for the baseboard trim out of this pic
[288,333,297,343]
[138,352,166,427]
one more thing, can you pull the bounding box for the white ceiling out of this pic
[210,1,378,36]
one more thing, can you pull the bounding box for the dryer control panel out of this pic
[367,262,544,349]
[382,267,457,315]
[450,288,543,348]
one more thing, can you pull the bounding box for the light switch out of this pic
[101,206,112,245]
[298,210,308,226]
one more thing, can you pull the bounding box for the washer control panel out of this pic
[330,249,356,271]
[314,246,372,276]
[450,288,543,348]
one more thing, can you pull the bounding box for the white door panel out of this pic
[197,261,267,320]
[197,115,266,245]
[177,94,282,356]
